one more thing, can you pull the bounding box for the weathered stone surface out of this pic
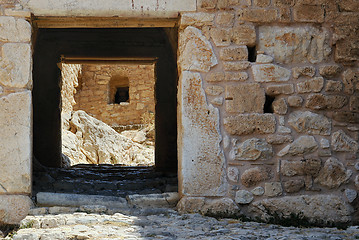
[272,98,287,115]
[127,193,179,208]
[216,11,234,27]
[231,24,256,46]
[180,12,215,27]
[225,114,276,136]
[303,158,322,176]
[211,97,224,106]
[253,0,270,7]
[198,0,217,9]
[225,84,265,113]
[223,61,250,71]
[239,8,278,23]
[325,80,343,92]
[345,189,357,203]
[252,64,291,82]
[235,190,254,204]
[227,166,239,182]
[342,69,359,94]
[292,66,316,79]
[320,138,330,149]
[306,94,347,110]
[224,72,248,81]
[201,198,240,217]
[207,72,224,82]
[250,195,353,224]
[264,182,283,197]
[333,112,359,124]
[288,111,331,136]
[0,91,31,193]
[319,65,341,78]
[0,195,31,225]
[0,43,31,88]
[287,96,303,107]
[258,26,331,64]
[350,96,359,112]
[266,134,293,145]
[251,186,265,196]
[278,136,318,156]
[278,126,291,134]
[230,138,273,161]
[281,159,321,177]
[0,16,31,42]
[331,130,359,152]
[256,53,273,63]
[179,71,227,196]
[266,84,294,95]
[220,46,248,61]
[315,158,352,189]
[284,179,305,193]
[297,77,324,93]
[293,4,325,23]
[205,85,224,96]
[177,197,205,214]
[179,26,218,72]
[241,167,270,187]
[22,0,196,17]
[210,28,231,47]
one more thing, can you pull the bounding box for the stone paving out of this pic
[4,208,359,240]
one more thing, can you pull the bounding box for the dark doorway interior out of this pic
[32,28,178,173]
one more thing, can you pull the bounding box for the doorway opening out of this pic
[32,28,178,197]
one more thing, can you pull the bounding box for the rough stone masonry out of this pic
[0,0,359,226]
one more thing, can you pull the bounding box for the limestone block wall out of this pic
[178,0,359,225]
[0,3,32,225]
[72,64,155,127]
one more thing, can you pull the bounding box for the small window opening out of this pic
[247,46,257,62]
[264,94,275,113]
[115,87,129,103]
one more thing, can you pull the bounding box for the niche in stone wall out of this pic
[109,75,130,104]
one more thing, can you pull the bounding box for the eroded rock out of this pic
[230,138,273,161]
[332,130,359,152]
[225,84,265,113]
[241,167,271,187]
[201,198,240,217]
[288,111,331,136]
[224,114,276,136]
[252,64,291,82]
[315,158,352,189]
[235,190,254,204]
[278,136,318,156]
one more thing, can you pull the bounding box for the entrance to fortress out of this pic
[32,27,178,195]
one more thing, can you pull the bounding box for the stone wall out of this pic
[72,64,155,127]
[177,0,359,225]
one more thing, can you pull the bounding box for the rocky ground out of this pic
[2,208,359,240]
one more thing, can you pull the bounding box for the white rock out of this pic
[0,16,31,42]
[227,167,239,182]
[345,189,357,203]
[278,136,318,156]
[251,186,265,196]
[256,54,273,63]
[235,190,254,204]
[252,64,291,82]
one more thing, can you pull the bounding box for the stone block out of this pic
[0,195,31,225]
[333,112,359,124]
[205,85,224,96]
[297,77,324,93]
[345,189,357,203]
[252,64,291,82]
[278,136,318,157]
[342,69,359,94]
[180,71,227,196]
[325,80,343,92]
[305,94,347,110]
[127,192,179,208]
[253,0,270,7]
[258,26,331,64]
[207,72,225,82]
[231,24,256,46]
[332,130,359,152]
[177,197,205,214]
[288,111,331,136]
[230,138,273,161]
[227,166,239,182]
[239,8,278,22]
[272,98,287,115]
[273,0,295,6]
[223,61,250,71]
[241,167,270,187]
[180,12,215,27]
[216,11,234,27]
[251,186,265,196]
[350,96,359,112]
[281,160,305,177]
[293,5,324,23]
[264,182,283,197]
[319,64,341,78]
[265,84,294,95]
[235,190,254,204]
[266,134,293,145]
[0,91,31,194]
[225,84,265,113]
[292,66,316,79]
[0,43,31,88]
[315,158,352,189]
[211,97,224,106]
[198,0,217,9]
[0,16,31,42]
[224,114,276,135]
[284,179,305,193]
[210,28,231,47]
[256,54,273,63]
[224,72,248,81]
[250,195,354,224]
[278,7,291,22]
[220,46,248,61]
[287,96,303,107]
[201,198,240,217]
[179,27,218,72]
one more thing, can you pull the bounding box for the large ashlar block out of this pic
[179,71,227,196]
[258,26,331,64]
[0,195,31,225]
[0,16,31,42]
[21,0,196,17]
[224,114,276,136]
[0,91,32,194]
[225,84,265,113]
[0,43,31,88]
